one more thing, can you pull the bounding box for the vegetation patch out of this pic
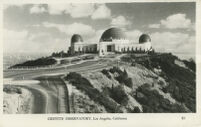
[65,72,123,113]
[101,69,111,79]
[109,67,133,88]
[103,85,129,105]
[121,53,196,112]
[3,85,22,94]
[10,57,56,68]
[182,59,196,72]
[135,84,188,113]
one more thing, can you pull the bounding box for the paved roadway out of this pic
[4,60,112,80]
[12,76,70,114]
[3,59,115,113]
[35,76,70,113]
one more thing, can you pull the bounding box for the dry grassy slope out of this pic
[122,64,177,104]
[80,62,181,112]
[70,85,107,113]
[66,73,122,113]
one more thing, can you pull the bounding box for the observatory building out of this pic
[69,34,97,54]
[69,27,153,56]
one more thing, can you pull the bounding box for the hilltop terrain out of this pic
[64,53,195,113]
[3,53,196,113]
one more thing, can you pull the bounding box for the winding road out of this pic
[3,58,115,113]
[35,76,70,113]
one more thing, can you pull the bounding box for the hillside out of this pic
[65,53,196,113]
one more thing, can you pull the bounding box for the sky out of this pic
[3,2,196,58]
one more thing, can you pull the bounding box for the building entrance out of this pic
[107,45,115,52]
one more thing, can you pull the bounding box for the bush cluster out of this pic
[122,53,196,112]
[109,67,133,88]
[51,51,73,58]
[65,72,123,113]
[182,59,196,72]
[101,69,111,79]
[147,54,196,112]
[11,57,57,68]
[108,85,128,105]
[135,83,188,113]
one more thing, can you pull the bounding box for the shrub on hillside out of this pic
[133,53,196,112]
[135,83,188,113]
[101,69,111,79]
[109,85,128,105]
[65,72,122,113]
[182,58,196,72]
[110,67,133,88]
[109,66,122,74]
[132,107,141,113]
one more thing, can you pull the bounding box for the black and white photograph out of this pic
[2,2,197,115]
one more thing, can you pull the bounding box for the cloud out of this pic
[3,28,69,53]
[47,3,112,19]
[43,22,95,37]
[150,32,195,54]
[148,13,194,30]
[111,15,131,28]
[48,4,95,18]
[160,13,192,29]
[66,4,95,18]
[148,24,160,28]
[91,4,111,20]
[30,5,47,14]
[47,4,68,15]
[125,30,142,42]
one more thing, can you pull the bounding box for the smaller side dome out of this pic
[71,34,83,44]
[139,34,151,44]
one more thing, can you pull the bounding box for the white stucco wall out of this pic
[71,39,152,56]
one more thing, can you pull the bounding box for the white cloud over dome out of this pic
[30,5,47,14]
[43,22,95,37]
[91,4,111,20]
[48,4,95,18]
[148,24,160,28]
[111,15,131,28]
[47,4,112,19]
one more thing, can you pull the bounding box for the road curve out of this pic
[3,59,115,113]
[35,76,70,113]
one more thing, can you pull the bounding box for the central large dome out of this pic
[100,27,126,42]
